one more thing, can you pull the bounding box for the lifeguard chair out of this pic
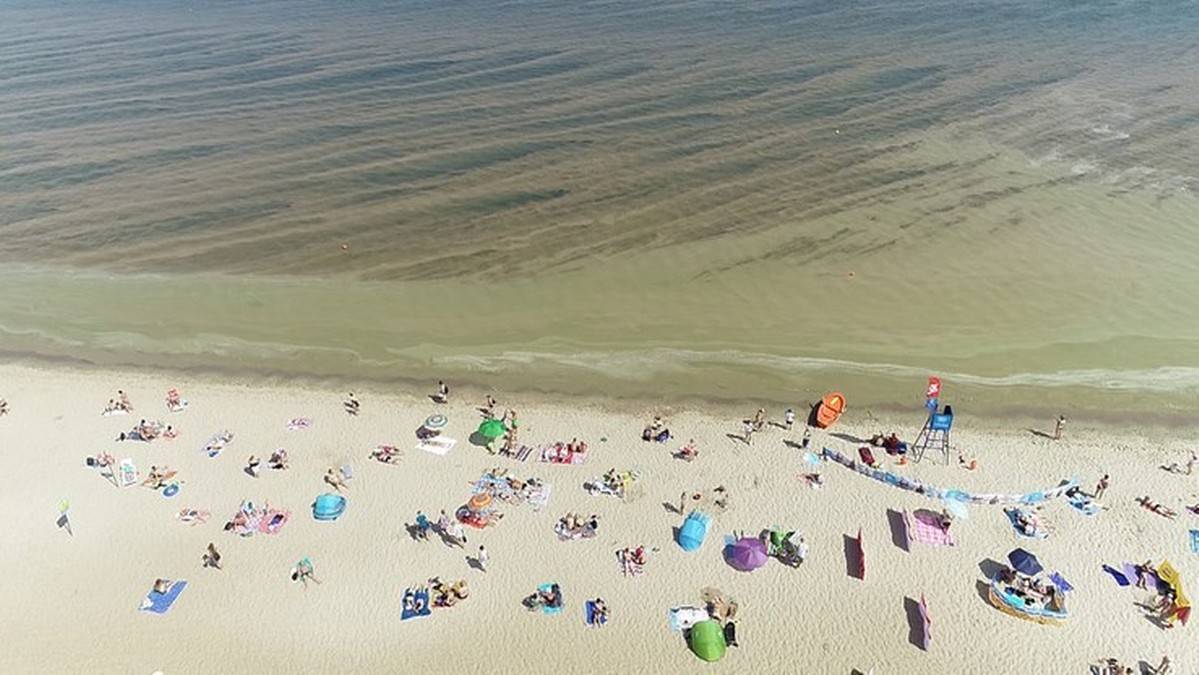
[913,402,953,464]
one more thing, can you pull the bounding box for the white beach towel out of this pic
[416,436,456,456]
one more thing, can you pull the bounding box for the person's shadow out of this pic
[1026,428,1055,440]
[402,523,423,541]
[466,555,485,572]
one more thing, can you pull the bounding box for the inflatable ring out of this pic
[163,483,180,498]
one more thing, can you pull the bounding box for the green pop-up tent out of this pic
[477,418,506,441]
[689,620,726,662]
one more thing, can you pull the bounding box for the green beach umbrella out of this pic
[689,620,727,662]
[478,418,506,441]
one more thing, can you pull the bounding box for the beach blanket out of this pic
[287,417,312,431]
[140,580,187,614]
[668,606,709,632]
[1068,493,1101,516]
[118,458,138,488]
[401,587,432,621]
[585,600,607,627]
[201,431,233,458]
[415,436,455,456]
[1190,530,1199,554]
[506,445,535,462]
[906,510,955,547]
[538,583,563,615]
[1102,564,1130,587]
[1004,507,1048,539]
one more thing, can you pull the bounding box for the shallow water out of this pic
[1,0,1197,419]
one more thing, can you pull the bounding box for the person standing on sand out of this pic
[752,408,766,431]
[1053,415,1066,440]
[435,381,449,404]
[246,455,260,477]
[784,408,795,430]
[1094,474,1110,500]
[202,542,222,570]
[476,545,488,572]
[742,420,755,445]
[801,425,811,449]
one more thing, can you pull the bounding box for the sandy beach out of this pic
[1,361,1195,674]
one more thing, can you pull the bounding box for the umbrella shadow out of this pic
[662,501,682,515]
[887,509,908,551]
[903,596,926,650]
[843,534,863,579]
[975,580,993,607]
[831,432,868,444]
[978,558,1007,581]
[1026,428,1055,440]
[467,431,490,448]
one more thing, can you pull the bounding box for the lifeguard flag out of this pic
[925,377,941,400]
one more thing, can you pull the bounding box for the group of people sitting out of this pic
[869,432,909,455]
[429,577,469,608]
[618,545,648,576]
[370,445,401,464]
[142,465,177,490]
[555,512,600,540]
[117,418,174,442]
[541,439,588,464]
[996,567,1066,614]
[103,390,134,415]
[523,583,563,611]
[641,416,671,443]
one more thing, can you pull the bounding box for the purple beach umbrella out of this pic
[725,537,769,571]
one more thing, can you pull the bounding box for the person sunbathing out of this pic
[324,468,348,492]
[677,439,698,461]
[1138,496,1177,519]
[268,449,289,470]
[153,578,171,594]
[540,584,562,608]
[630,545,647,566]
[142,466,175,490]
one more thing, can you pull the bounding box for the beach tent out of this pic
[677,511,711,552]
[810,393,846,429]
[688,620,727,662]
[313,493,347,521]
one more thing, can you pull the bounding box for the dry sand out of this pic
[1,362,1196,674]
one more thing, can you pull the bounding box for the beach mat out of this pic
[585,600,606,626]
[538,583,562,615]
[1102,564,1130,587]
[1190,530,1199,554]
[140,580,187,614]
[416,437,456,456]
[1004,508,1048,539]
[401,587,431,621]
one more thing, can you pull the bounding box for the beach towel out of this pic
[201,431,233,458]
[118,458,138,488]
[1190,530,1199,554]
[287,417,312,430]
[668,606,709,632]
[585,600,607,626]
[1004,507,1048,539]
[538,583,563,615]
[1102,564,1130,587]
[415,436,456,456]
[1068,493,1101,516]
[258,509,290,534]
[140,580,187,614]
[526,483,551,511]
[906,510,955,547]
[540,444,588,465]
[1050,571,1074,593]
[401,587,431,621]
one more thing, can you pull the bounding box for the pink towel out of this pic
[908,511,955,547]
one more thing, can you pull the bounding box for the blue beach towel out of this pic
[585,600,607,626]
[1049,571,1074,593]
[1102,564,1130,587]
[538,583,563,615]
[140,580,187,614]
[401,587,431,620]
[1190,530,1199,554]
[1004,508,1048,539]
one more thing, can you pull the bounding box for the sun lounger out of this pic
[140,580,187,614]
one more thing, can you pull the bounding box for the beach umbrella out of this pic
[424,414,448,430]
[688,620,727,662]
[477,418,506,441]
[1008,548,1043,576]
[467,493,493,512]
[725,537,769,571]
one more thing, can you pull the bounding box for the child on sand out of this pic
[202,542,222,570]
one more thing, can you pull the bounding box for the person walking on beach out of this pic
[742,420,755,445]
[202,542,222,570]
[476,545,488,572]
[1094,474,1110,500]
[343,392,360,415]
[415,510,431,540]
[801,425,812,449]
[1053,415,1067,440]
[246,455,260,478]
[752,408,766,431]
[784,408,795,430]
